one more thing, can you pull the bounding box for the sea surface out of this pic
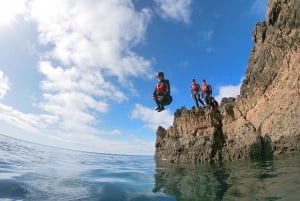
[0,134,300,201]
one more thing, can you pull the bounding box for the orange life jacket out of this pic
[191,83,199,91]
[156,83,166,93]
[202,84,209,93]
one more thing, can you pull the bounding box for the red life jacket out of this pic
[191,83,199,91]
[156,83,166,93]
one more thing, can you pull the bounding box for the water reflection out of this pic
[153,156,300,201]
[153,163,231,201]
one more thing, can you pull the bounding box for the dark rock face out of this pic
[155,0,300,164]
[155,107,224,164]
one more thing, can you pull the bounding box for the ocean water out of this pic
[0,134,300,201]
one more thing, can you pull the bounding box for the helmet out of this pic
[192,79,195,82]
[156,72,164,77]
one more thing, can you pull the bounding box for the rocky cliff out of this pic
[155,0,300,164]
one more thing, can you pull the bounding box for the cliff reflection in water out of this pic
[153,163,231,201]
[153,154,300,201]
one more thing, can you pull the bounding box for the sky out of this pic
[0,0,268,155]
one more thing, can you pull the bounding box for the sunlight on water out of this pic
[0,134,300,201]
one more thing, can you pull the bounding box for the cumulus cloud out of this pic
[0,0,157,154]
[130,104,173,130]
[154,0,192,24]
[28,0,153,80]
[214,78,243,103]
[0,71,10,99]
[0,0,27,27]
[22,0,155,135]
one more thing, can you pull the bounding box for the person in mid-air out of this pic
[152,72,172,112]
[201,79,212,107]
[191,79,204,108]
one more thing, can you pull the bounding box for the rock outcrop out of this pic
[155,0,300,164]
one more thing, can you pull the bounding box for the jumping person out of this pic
[152,72,172,112]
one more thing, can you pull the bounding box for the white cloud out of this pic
[24,0,155,137]
[0,104,154,155]
[0,0,27,27]
[0,71,10,99]
[0,0,158,154]
[130,104,173,130]
[23,0,156,137]
[214,78,243,103]
[36,60,114,134]
[154,0,192,24]
[28,0,153,81]
[0,103,58,135]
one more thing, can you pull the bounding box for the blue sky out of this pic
[0,0,267,155]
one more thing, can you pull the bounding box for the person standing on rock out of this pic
[191,79,205,108]
[152,72,172,112]
[201,79,212,107]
